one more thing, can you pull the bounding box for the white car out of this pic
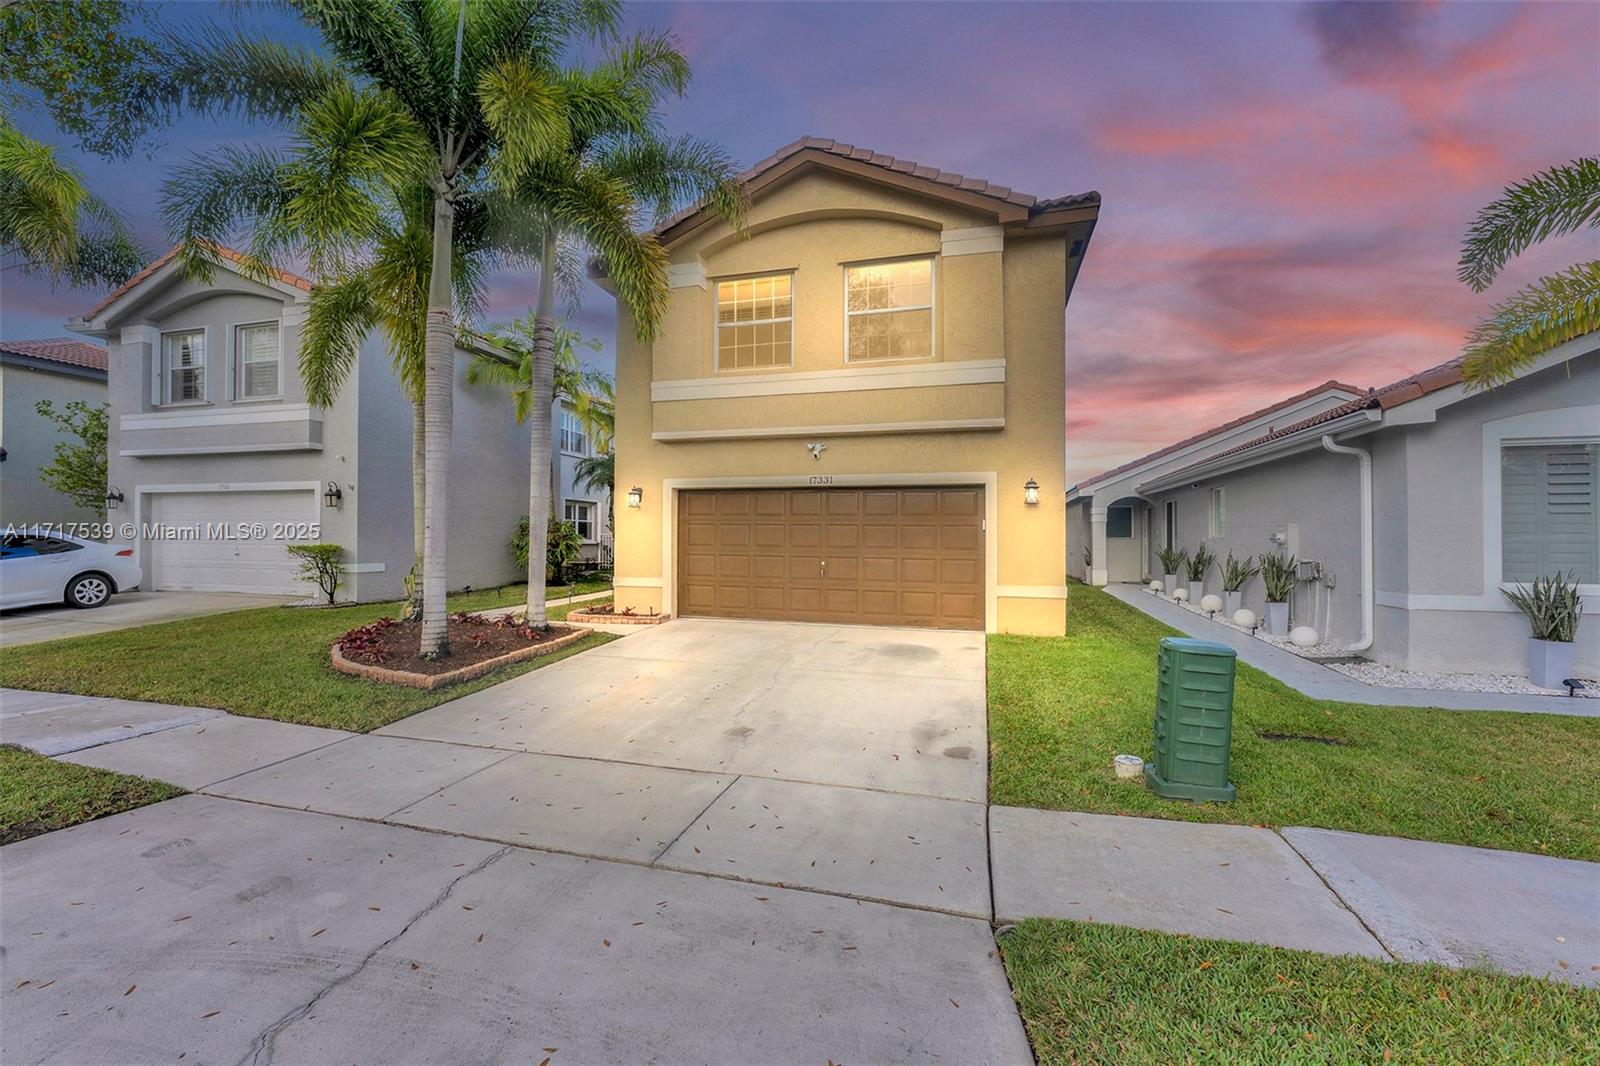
[0,529,142,610]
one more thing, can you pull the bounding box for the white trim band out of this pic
[653,417,1004,442]
[652,358,1005,402]
[940,226,1004,257]
[122,403,320,431]
[667,262,707,289]
[996,585,1070,599]
[121,442,322,456]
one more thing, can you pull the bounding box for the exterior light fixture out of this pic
[323,481,344,509]
[105,486,124,511]
[626,486,643,509]
[1023,478,1040,506]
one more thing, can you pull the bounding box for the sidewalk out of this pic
[990,805,1599,987]
[1105,583,1596,717]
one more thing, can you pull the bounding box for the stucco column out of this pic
[1090,507,1109,586]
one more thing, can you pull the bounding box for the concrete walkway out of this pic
[1105,583,1597,716]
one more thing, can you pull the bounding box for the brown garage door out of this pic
[677,487,985,630]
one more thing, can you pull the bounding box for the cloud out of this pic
[1301,1,1431,81]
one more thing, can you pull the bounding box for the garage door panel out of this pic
[148,490,317,595]
[678,487,984,630]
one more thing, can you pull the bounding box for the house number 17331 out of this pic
[808,475,833,485]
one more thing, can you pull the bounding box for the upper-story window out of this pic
[236,322,281,400]
[559,405,590,456]
[162,329,206,404]
[715,273,793,370]
[845,257,934,362]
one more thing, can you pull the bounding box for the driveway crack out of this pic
[238,844,510,1066]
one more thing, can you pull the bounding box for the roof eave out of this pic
[1136,409,1383,494]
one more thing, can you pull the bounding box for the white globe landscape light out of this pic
[1149,580,1163,592]
[1232,608,1257,628]
[1172,588,1188,602]
[1200,594,1223,612]
[1290,625,1321,647]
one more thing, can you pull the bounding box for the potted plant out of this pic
[1261,552,1297,636]
[1186,544,1215,604]
[1220,552,1259,616]
[1504,573,1584,689]
[1156,545,1187,597]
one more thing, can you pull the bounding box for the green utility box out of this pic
[1145,637,1238,802]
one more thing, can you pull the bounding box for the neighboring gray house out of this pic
[65,245,531,601]
[552,398,613,567]
[1069,333,1599,679]
[0,338,110,528]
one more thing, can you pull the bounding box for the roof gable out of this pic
[73,245,313,333]
[655,136,1100,247]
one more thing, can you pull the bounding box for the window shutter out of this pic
[1502,444,1599,583]
[150,338,162,405]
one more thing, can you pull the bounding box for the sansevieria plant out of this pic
[1261,552,1298,604]
[1156,545,1187,577]
[1221,553,1260,592]
[1186,545,1215,582]
[1504,573,1583,643]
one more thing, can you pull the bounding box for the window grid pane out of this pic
[163,331,205,403]
[559,408,589,455]
[716,273,793,370]
[846,258,934,361]
[1502,443,1598,583]
[238,324,279,398]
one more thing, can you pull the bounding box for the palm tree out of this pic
[163,0,617,657]
[0,114,142,287]
[1457,157,1600,388]
[479,30,744,626]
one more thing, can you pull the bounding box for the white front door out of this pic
[146,490,318,594]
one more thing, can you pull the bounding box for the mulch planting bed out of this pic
[331,613,588,689]
[566,604,670,625]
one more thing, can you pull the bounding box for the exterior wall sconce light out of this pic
[626,486,643,509]
[105,486,124,511]
[323,481,344,509]
[1023,478,1040,506]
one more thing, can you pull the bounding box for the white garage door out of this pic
[147,490,319,594]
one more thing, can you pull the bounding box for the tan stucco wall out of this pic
[613,167,1070,635]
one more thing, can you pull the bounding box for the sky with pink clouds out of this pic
[2,1,1596,484]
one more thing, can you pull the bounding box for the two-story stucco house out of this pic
[65,246,532,601]
[0,338,111,528]
[601,137,1099,635]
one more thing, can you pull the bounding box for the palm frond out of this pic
[596,132,745,228]
[159,144,298,283]
[478,56,570,186]
[1461,260,1600,388]
[301,270,378,408]
[1459,157,1600,292]
[154,22,350,125]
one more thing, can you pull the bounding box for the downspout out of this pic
[1321,434,1374,653]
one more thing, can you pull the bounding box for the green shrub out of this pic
[286,543,343,605]
[510,517,584,584]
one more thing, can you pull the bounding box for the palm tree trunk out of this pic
[524,229,559,626]
[402,398,426,621]
[420,192,455,657]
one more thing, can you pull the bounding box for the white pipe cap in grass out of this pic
[1113,754,1145,780]
[1232,608,1257,628]
[1200,594,1223,612]
[1290,625,1321,647]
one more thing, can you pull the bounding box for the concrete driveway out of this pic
[380,617,989,800]
[0,591,296,647]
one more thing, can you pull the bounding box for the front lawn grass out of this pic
[1000,919,1599,1065]
[0,746,181,845]
[988,583,1600,861]
[0,587,616,734]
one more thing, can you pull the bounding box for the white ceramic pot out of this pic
[1224,590,1242,616]
[1527,638,1577,690]
[1163,574,1178,596]
[1187,581,1205,604]
[1265,601,1290,637]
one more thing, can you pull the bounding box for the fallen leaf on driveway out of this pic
[201,1010,221,1019]
[310,928,327,938]
[123,985,136,996]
